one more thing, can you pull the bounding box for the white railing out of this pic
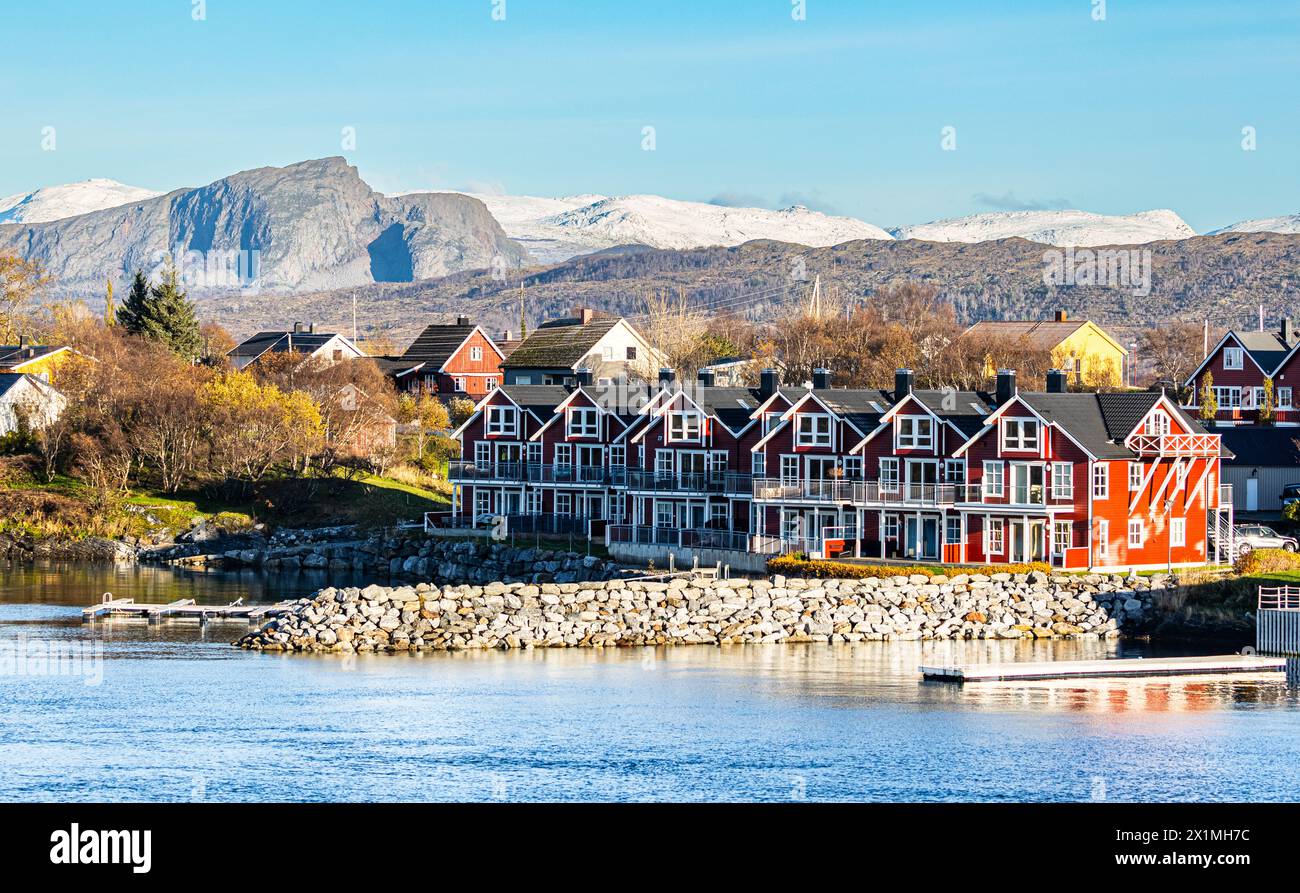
[1126,433,1220,457]
[1259,587,1300,611]
[752,477,859,502]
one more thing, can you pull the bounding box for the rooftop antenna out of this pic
[1259,303,1265,332]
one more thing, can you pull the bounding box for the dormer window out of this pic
[896,416,934,449]
[762,411,782,434]
[486,405,517,436]
[667,411,702,442]
[1224,347,1244,370]
[1143,411,1170,436]
[796,413,832,448]
[1001,418,1039,451]
[567,407,599,438]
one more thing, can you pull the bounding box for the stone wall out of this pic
[234,569,1173,654]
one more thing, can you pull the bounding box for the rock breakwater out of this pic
[234,569,1173,653]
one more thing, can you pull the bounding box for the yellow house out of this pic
[962,311,1128,388]
[0,341,83,385]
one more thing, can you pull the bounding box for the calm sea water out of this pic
[1,562,1297,803]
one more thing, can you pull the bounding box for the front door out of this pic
[1010,519,1047,562]
[677,501,706,530]
[905,516,940,559]
[1247,478,1259,511]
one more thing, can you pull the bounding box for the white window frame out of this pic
[1092,464,1109,499]
[469,345,483,362]
[474,489,492,516]
[1144,411,1170,436]
[1279,387,1293,409]
[485,377,498,391]
[1096,519,1109,560]
[985,518,1004,555]
[1223,346,1244,370]
[880,458,900,494]
[896,416,934,450]
[780,454,799,484]
[1171,517,1186,548]
[944,459,966,484]
[752,451,766,478]
[610,445,625,468]
[1052,520,1071,556]
[1051,462,1072,500]
[485,405,517,437]
[982,461,1004,498]
[667,411,703,443]
[474,441,491,469]
[1214,386,1242,409]
[655,450,674,479]
[454,376,467,392]
[796,413,833,448]
[553,443,572,469]
[1128,461,1142,492]
[655,501,674,528]
[567,407,600,439]
[1001,418,1040,451]
[526,442,541,465]
[945,515,962,545]
[1128,519,1144,548]
[555,493,572,517]
[843,455,863,480]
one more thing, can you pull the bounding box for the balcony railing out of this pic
[860,482,958,506]
[1126,432,1220,457]
[1258,586,1300,612]
[448,460,615,485]
[752,477,861,502]
[753,526,859,557]
[608,525,752,553]
[621,470,752,494]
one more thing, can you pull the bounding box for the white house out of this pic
[227,322,365,370]
[0,373,66,435]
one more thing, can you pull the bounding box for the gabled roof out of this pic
[1184,328,1300,385]
[961,319,1127,355]
[0,372,62,402]
[0,344,71,368]
[365,356,426,378]
[401,322,502,371]
[500,314,624,370]
[229,330,358,362]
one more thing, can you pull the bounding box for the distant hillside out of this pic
[199,231,1300,346]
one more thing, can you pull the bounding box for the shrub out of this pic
[766,554,1051,579]
[1234,547,1300,577]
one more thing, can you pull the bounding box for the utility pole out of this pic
[352,294,358,342]
[1203,318,1208,356]
[808,275,822,320]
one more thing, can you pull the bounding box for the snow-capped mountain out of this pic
[1208,214,1300,236]
[401,191,894,263]
[889,209,1195,246]
[0,178,163,224]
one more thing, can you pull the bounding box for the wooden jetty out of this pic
[920,654,1286,683]
[82,593,295,627]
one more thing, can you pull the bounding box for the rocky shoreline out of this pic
[234,568,1175,654]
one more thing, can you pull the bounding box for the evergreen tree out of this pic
[116,265,204,361]
[116,270,151,333]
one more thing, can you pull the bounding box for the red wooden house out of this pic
[450,366,1231,571]
[384,317,506,399]
[1184,320,1300,425]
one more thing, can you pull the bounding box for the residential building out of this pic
[449,365,1231,571]
[228,323,365,370]
[500,307,664,387]
[1218,426,1300,513]
[961,310,1129,387]
[0,338,82,385]
[1183,320,1300,425]
[381,316,505,398]
[0,373,66,435]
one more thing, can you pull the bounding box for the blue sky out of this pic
[1,0,1297,231]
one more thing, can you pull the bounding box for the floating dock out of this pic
[82,594,295,627]
[920,654,1286,683]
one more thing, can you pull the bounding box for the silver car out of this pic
[1235,524,1298,558]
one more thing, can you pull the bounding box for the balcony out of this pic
[622,470,752,495]
[448,460,615,485]
[608,525,752,553]
[1126,432,1220,457]
[953,483,1074,509]
[859,482,958,507]
[752,477,860,503]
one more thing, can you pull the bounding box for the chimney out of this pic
[759,368,780,399]
[500,330,512,342]
[575,368,593,387]
[893,368,914,403]
[697,369,716,387]
[308,322,316,334]
[17,335,26,349]
[995,369,1017,405]
[573,306,594,326]
[1046,368,1068,393]
[1055,309,1068,323]
[658,367,675,388]
[812,368,832,389]
[292,322,305,333]
[1283,319,1296,346]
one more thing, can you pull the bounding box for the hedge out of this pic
[766,554,1052,579]
[1235,547,1300,577]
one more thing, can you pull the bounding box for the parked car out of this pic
[1282,484,1300,508]
[1234,524,1298,558]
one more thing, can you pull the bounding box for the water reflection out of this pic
[1,562,1299,802]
